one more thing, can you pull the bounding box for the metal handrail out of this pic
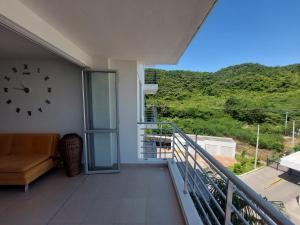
[137,121,294,225]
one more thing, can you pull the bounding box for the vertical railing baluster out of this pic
[224,180,234,225]
[164,127,167,159]
[193,134,198,192]
[172,126,175,163]
[159,123,162,159]
[184,142,189,194]
[192,147,197,193]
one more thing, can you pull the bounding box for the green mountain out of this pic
[146,63,300,151]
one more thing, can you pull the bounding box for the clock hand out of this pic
[20,83,30,93]
[13,87,30,93]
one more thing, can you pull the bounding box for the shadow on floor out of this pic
[278,171,300,186]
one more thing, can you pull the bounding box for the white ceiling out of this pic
[19,0,216,65]
[0,25,59,59]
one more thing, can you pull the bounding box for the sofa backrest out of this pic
[0,134,14,155]
[0,134,60,156]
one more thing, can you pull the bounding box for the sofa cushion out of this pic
[0,134,13,155]
[0,159,55,185]
[0,153,50,173]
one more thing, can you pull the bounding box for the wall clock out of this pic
[2,64,52,117]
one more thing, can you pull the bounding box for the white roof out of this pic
[187,134,236,143]
[280,151,300,172]
[175,133,236,144]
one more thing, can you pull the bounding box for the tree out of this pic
[224,97,267,124]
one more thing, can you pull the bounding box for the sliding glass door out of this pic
[82,70,119,173]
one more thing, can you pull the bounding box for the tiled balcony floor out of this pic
[0,165,185,225]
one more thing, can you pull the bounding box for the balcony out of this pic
[0,165,184,225]
[0,122,293,225]
[144,71,158,94]
[138,122,294,225]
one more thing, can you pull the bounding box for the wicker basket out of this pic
[59,133,83,177]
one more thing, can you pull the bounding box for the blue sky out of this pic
[154,0,300,72]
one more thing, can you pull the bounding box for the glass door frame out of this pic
[81,69,120,174]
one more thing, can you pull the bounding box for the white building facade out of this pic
[174,134,236,159]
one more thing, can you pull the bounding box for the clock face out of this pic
[1,64,52,117]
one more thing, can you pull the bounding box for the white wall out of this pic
[0,59,83,135]
[0,57,142,164]
[174,135,236,159]
[108,59,138,163]
[201,141,236,159]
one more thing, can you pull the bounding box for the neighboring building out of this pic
[174,134,236,158]
[191,135,236,159]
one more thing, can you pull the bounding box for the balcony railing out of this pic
[137,122,293,225]
[145,71,158,84]
[144,71,158,94]
[144,105,158,123]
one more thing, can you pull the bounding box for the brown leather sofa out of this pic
[0,133,59,191]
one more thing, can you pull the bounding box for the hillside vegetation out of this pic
[146,63,300,152]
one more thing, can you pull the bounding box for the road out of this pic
[240,166,300,224]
